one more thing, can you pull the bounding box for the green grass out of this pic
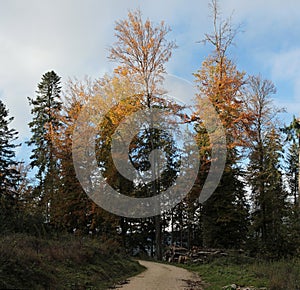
[0,233,145,289]
[180,256,300,290]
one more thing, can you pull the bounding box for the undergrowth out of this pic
[0,233,144,289]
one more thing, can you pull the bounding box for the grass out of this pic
[180,256,300,290]
[0,233,145,289]
[2,233,299,289]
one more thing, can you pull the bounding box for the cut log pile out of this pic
[164,245,229,264]
[222,284,267,290]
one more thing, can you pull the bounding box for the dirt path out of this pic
[118,260,203,290]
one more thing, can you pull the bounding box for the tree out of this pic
[283,119,300,255]
[193,0,250,248]
[54,77,123,237]
[286,140,299,206]
[284,116,300,207]
[0,99,20,232]
[0,100,19,193]
[109,9,176,98]
[249,127,288,257]
[244,75,290,257]
[49,79,90,233]
[27,71,62,222]
[108,9,177,260]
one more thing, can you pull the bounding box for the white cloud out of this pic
[0,0,211,142]
[270,49,300,81]
[1,0,300,156]
[265,49,300,116]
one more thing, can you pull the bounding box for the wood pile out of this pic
[165,245,228,264]
[222,285,267,290]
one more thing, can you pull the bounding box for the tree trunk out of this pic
[155,215,162,260]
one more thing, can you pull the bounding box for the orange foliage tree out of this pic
[193,0,252,248]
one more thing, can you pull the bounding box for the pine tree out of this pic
[248,128,288,257]
[284,116,300,207]
[264,130,288,255]
[283,121,300,255]
[286,140,299,206]
[0,100,20,231]
[27,71,62,222]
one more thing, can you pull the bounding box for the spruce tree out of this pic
[283,123,300,256]
[27,71,62,222]
[0,100,20,231]
[286,140,299,206]
[244,75,289,257]
[284,116,300,207]
[248,128,288,257]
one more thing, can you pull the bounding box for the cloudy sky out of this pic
[1,0,300,160]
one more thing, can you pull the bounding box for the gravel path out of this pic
[119,260,203,290]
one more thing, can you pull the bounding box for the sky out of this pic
[1,0,300,161]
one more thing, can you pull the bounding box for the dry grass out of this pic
[0,233,143,289]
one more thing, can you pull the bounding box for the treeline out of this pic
[0,0,300,261]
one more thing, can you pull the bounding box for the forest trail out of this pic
[118,260,204,290]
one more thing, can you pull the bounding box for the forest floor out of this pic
[117,260,204,290]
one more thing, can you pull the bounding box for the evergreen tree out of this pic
[244,75,289,257]
[286,140,299,206]
[264,130,288,256]
[27,71,62,222]
[248,128,288,257]
[284,116,300,207]
[283,121,300,256]
[0,100,20,231]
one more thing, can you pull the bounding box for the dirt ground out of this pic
[119,260,203,290]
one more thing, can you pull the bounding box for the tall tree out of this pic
[244,75,289,257]
[286,140,299,206]
[50,79,90,233]
[0,100,19,193]
[284,116,300,207]
[193,0,250,248]
[249,127,288,257]
[0,100,20,231]
[282,118,300,254]
[108,9,177,260]
[27,71,62,222]
[54,77,122,237]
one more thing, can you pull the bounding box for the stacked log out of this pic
[165,246,228,264]
[165,246,188,263]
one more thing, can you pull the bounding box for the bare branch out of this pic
[200,0,241,60]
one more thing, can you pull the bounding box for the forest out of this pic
[0,1,300,289]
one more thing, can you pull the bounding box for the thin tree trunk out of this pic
[155,215,162,260]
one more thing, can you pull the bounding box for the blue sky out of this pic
[0,0,300,160]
